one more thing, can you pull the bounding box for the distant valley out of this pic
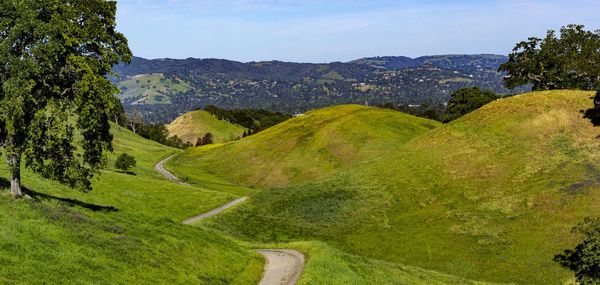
[113,54,528,123]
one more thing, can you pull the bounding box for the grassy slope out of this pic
[166,110,247,145]
[117,73,191,105]
[258,241,498,285]
[171,91,600,284]
[0,124,262,284]
[168,104,440,187]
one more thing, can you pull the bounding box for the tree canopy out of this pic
[554,217,600,284]
[499,24,600,91]
[442,87,497,123]
[0,0,131,196]
[115,153,136,174]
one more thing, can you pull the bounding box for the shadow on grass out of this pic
[0,177,118,213]
[114,170,137,176]
[583,93,600,128]
[583,108,600,127]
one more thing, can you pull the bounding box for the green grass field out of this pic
[0,121,479,284]
[168,91,600,284]
[117,73,191,105]
[0,124,263,284]
[166,110,247,145]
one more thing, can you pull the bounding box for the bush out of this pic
[442,87,497,123]
[195,133,214,146]
[115,153,136,174]
[554,217,600,284]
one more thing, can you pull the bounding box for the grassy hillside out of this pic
[170,91,600,284]
[117,73,191,105]
[168,104,440,187]
[0,124,262,284]
[256,241,498,285]
[166,110,247,145]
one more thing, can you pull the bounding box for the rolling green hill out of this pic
[167,104,440,187]
[0,124,263,284]
[167,90,600,284]
[0,121,482,284]
[116,73,191,105]
[166,110,247,145]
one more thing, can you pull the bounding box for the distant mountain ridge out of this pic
[351,54,508,71]
[112,54,524,123]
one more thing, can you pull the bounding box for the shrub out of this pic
[115,153,136,174]
[195,133,214,146]
[554,217,600,284]
[442,87,497,123]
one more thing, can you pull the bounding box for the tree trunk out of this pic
[7,152,23,197]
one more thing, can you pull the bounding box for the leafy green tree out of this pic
[115,153,136,174]
[0,0,131,197]
[442,87,497,123]
[554,217,600,284]
[499,24,600,90]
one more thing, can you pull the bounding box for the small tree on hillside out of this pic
[195,132,214,146]
[499,24,600,90]
[554,217,600,284]
[115,153,136,174]
[0,0,131,196]
[442,87,497,123]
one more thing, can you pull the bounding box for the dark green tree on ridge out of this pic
[499,24,600,91]
[0,0,131,197]
[442,87,497,123]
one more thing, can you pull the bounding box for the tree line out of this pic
[203,105,292,135]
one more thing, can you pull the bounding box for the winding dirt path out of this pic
[257,249,305,285]
[154,155,190,186]
[154,154,304,285]
[182,197,248,225]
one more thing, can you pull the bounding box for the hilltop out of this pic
[166,110,246,145]
[167,104,440,187]
[167,90,600,284]
[113,54,528,123]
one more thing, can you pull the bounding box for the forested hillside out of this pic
[113,54,528,123]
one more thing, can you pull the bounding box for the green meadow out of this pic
[168,90,600,284]
[0,120,481,284]
[0,124,263,284]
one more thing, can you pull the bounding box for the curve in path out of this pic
[182,197,248,225]
[257,249,305,285]
[154,154,304,285]
[154,155,190,186]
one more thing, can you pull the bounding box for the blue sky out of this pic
[116,0,600,63]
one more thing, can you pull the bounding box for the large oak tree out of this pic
[0,0,131,197]
[499,24,600,91]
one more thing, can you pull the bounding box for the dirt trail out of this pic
[182,197,248,224]
[154,155,190,186]
[257,249,305,285]
[154,154,304,285]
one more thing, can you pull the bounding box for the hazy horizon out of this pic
[129,53,507,63]
[117,0,600,63]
